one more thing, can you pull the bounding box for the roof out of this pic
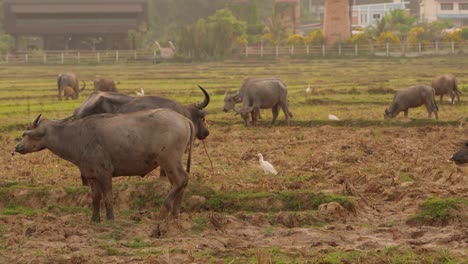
[11,4,143,14]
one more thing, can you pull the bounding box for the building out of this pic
[352,1,408,28]
[420,0,468,26]
[3,0,148,51]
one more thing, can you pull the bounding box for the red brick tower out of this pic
[323,0,351,45]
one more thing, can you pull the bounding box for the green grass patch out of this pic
[410,197,468,225]
[399,172,414,183]
[191,215,209,233]
[0,205,45,216]
[126,237,153,249]
[63,186,89,195]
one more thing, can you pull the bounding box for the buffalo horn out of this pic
[196,85,210,109]
[32,114,42,127]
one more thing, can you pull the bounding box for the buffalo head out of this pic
[384,108,396,119]
[15,114,48,154]
[223,90,241,112]
[451,142,468,165]
[187,85,210,140]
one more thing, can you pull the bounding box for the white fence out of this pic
[1,41,468,64]
[240,41,468,58]
[0,50,160,65]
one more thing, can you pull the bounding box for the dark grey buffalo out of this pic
[431,74,461,105]
[384,85,439,120]
[73,86,210,140]
[223,77,292,127]
[15,110,194,225]
[57,72,85,100]
[93,78,118,92]
[451,142,468,165]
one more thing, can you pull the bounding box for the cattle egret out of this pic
[328,114,340,121]
[306,84,312,94]
[136,88,145,96]
[256,153,278,175]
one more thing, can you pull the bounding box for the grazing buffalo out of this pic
[384,85,439,120]
[63,86,76,100]
[57,72,85,100]
[15,110,194,225]
[223,77,292,127]
[93,78,118,92]
[431,74,461,105]
[451,142,468,165]
[73,85,210,140]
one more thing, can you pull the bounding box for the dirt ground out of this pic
[0,123,467,263]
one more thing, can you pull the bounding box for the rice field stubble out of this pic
[0,57,467,263]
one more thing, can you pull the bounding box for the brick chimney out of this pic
[323,0,351,45]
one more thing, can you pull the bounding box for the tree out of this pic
[0,34,14,54]
[365,9,416,53]
[262,17,289,46]
[128,23,152,50]
[177,8,246,59]
[304,29,324,45]
[206,9,247,57]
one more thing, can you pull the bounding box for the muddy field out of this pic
[0,58,467,263]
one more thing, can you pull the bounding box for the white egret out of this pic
[136,88,145,96]
[328,114,340,121]
[306,84,312,94]
[256,153,278,175]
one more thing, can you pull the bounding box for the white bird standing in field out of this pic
[306,84,312,95]
[328,114,340,121]
[136,88,145,96]
[256,153,278,175]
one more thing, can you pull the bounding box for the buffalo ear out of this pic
[32,114,42,128]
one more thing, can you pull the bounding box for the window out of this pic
[372,14,381,20]
[440,3,454,10]
[459,3,468,10]
[360,14,367,23]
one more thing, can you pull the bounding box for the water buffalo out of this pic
[431,74,461,105]
[15,110,194,225]
[93,78,118,92]
[451,142,468,165]
[73,85,210,140]
[63,86,76,100]
[223,77,292,127]
[384,85,439,120]
[57,72,85,100]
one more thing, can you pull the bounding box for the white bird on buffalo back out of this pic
[256,153,278,175]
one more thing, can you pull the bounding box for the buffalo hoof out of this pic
[150,224,161,238]
[91,217,101,223]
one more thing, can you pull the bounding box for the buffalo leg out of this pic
[404,109,408,118]
[251,108,259,127]
[160,163,189,219]
[88,179,102,223]
[101,178,114,221]
[269,105,279,127]
[439,95,443,105]
[449,90,455,105]
[58,88,63,101]
[280,103,290,126]
[171,165,189,217]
